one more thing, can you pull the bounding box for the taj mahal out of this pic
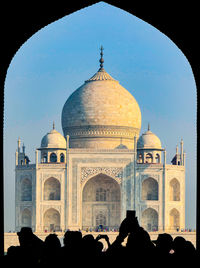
[15,47,186,233]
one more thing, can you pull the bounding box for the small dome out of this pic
[137,126,162,149]
[41,124,66,149]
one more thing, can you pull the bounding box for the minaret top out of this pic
[17,137,21,152]
[53,121,55,130]
[148,123,150,131]
[176,144,179,154]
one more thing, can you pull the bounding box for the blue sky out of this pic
[4,2,197,231]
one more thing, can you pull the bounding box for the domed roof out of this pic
[41,123,66,149]
[62,69,141,128]
[61,47,141,149]
[137,125,162,149]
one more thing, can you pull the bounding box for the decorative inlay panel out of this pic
[81,167,123,185]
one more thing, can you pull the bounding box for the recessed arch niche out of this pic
[82,173,121,230]
[141,207,158,231]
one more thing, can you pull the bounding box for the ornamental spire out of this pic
[99,45,104,70]
[148,122,150,131]
[53,121,55,130]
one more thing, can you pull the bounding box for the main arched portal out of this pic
[82,173,121,230]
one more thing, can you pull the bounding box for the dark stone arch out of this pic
[50,152,57,163]
[60,153,65,163]
[1,2,199,255]
[145,153,153,164]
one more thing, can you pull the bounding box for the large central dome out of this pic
[61,48,141,149]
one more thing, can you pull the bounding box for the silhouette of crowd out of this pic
[1,214,198,267]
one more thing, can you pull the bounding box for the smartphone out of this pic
[126,210,136,219]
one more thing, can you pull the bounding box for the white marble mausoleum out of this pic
[15,48,185,233]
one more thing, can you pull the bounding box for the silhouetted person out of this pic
[185,240,196,257]
[40,233,61,266]
[172,236,186,257]
[172,236,197,265]
[105,216,141,265]
[152,233,173,265]
[3,246,22,266]
[126,227,156,266]
[59,230,82,265]
[2,217,198,267]
[17,227,44,265]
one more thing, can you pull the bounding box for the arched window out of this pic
[21,178,32,201]
[141,208,158,231]
[138,154,143,163]
[43,154,47,163]
[96,188,107,201]
[142,177,158,200]
[155,153,160,163]
[60,153,65,163]
[146,153,153,163]
[43,208,60,232]
[21,208,32,227]
[170,208,180,230]
[44,177,61,200]
[50,153,57,162]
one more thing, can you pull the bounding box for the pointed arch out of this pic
[142,177,158,200]
[21,178,32,201]
[21,208,32,227]
[138,153,143,163]
[145,153,153,163]
[170,178,180,201]
[43,208,60,232]
[155,153,160,163]
[141,208,158,231]
[82,173,121,230]
[43,177,61,200]
[60,153,65,163]
[50,153,57,163]
[169,208,180,230]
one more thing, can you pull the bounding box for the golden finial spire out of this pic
[53,121,55,129]
[99,45,104,70]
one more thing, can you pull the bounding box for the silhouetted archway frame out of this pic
[0,1,199,255]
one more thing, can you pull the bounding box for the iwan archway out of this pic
[82,173,121,231]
